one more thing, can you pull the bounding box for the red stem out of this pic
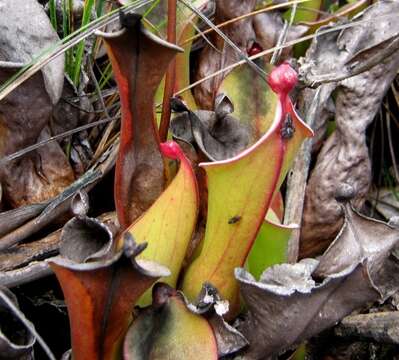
[159,0,177,142]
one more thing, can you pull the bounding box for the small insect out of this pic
[281,113,295,139]
[228,215,242,224]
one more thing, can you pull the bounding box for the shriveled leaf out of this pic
[0,0,64,104]
[247,209,297,281]
[236,203,399,360]
[253,12,308,62]
[300,2,399,87]
[49,207,169,360]
[0,286,56,359]
[17,127,75,206]
[181,64,313,317]
[314,203,399,281]
[0,287,35,359]
[124,283,218,360]
[0,65,74,208]
[0,229,59,271]
[336,311,399,345]
[123,141,199,306]
[97,14,183,229]
[0,0,71,208]
[51,80,81,136]
[0,148,116,251]
[300,1,399,257]
[0,203,47,240]
[0,64,51,157]
[170,95,251,161]
[237,261,384,360]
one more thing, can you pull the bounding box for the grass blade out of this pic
[72,0,96,85]
[49,0,57,30]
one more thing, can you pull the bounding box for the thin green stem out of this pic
[49,0,57,30]
[72,0,96,86]
[96,0,106,17]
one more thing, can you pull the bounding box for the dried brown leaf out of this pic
[336,311,399,345]
[300,1,399,257]
[236,203,399,359]
[0,287,35,359]
[170,95,250,161]
[0,5,72,207]
[253,12,308,62]
[0,0,64,104]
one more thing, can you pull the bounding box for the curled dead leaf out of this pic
[170,95,250,161]
[314,202,399,281]
[335,311,399,345]
[236,202,399,359]
[0,65,74,207]
[299,1,399,257]
[253,11,308,62]
[0,0,64,104]
[0,287,35,359]
[0,1,73,207]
